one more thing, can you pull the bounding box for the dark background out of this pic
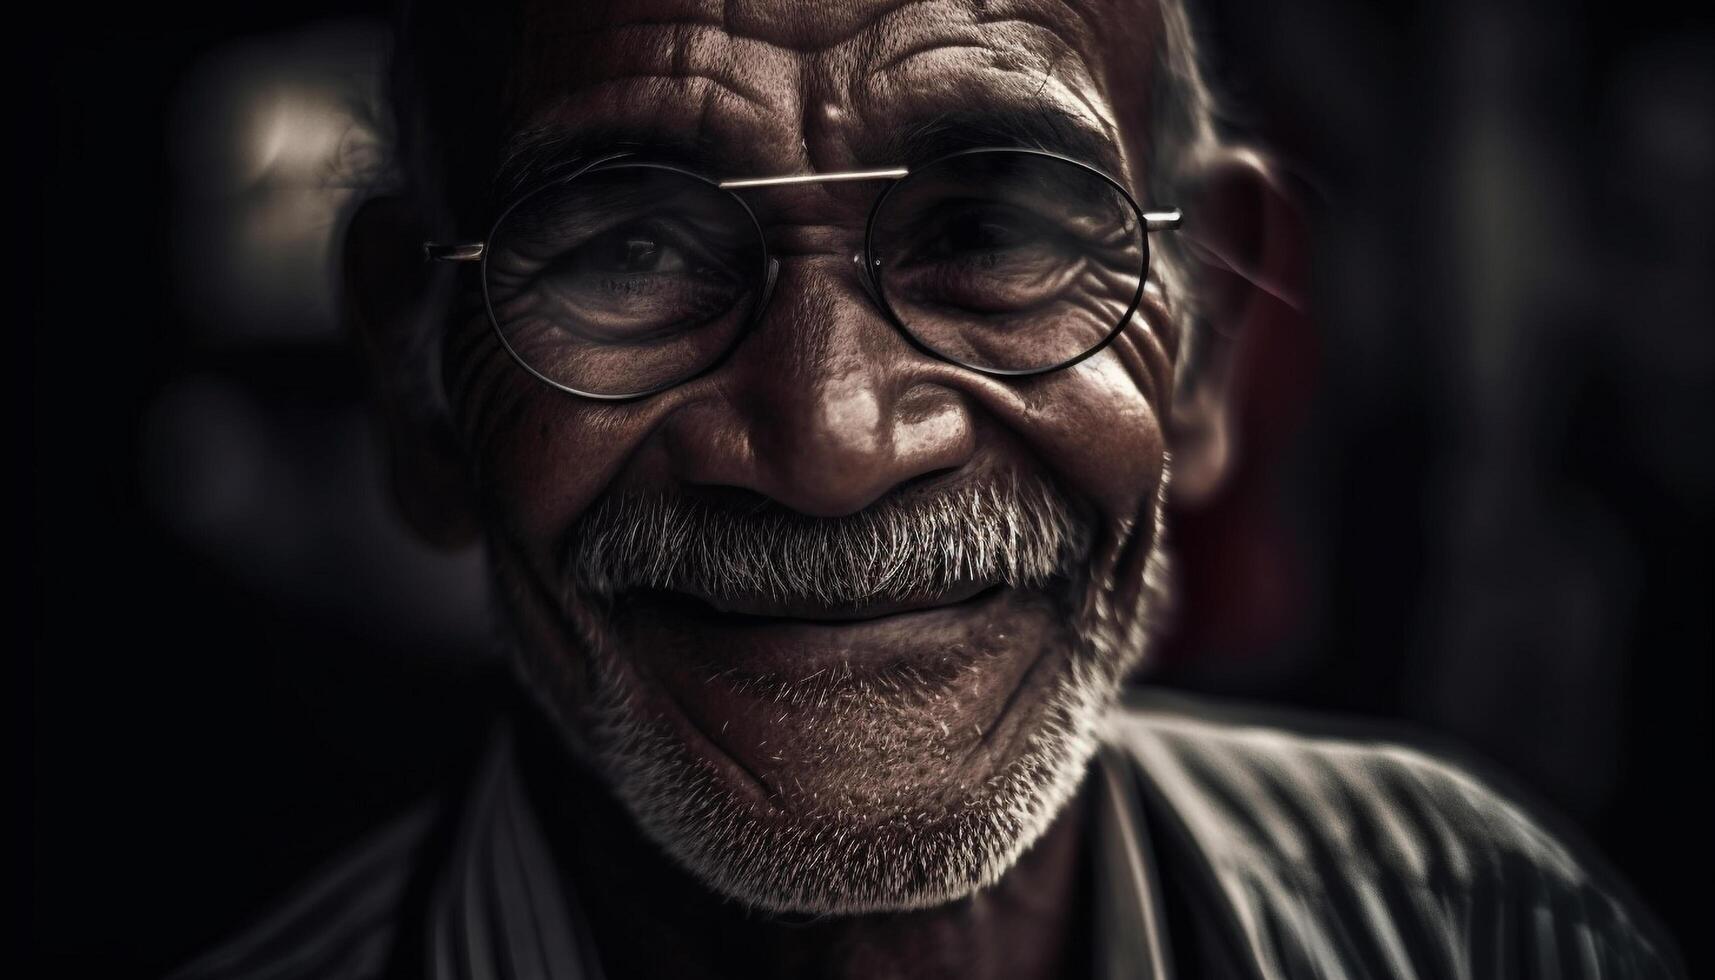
[21,0,1712,974]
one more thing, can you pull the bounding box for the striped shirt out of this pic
[172,690,1684,979]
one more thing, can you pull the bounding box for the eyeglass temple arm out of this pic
[424,207,1182,263]
[424,242,485,262]
[1143,208,1183,232]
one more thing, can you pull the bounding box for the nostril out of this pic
[688,465,964,520]
[893,465,963,497]
[679,483,776,514]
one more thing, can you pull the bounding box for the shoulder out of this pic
[1104,689,1589,886]
[167,801,443,980]
[1103,688,1685,978]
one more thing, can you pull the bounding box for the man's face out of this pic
[442,0,1177,913]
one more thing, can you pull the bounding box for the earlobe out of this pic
[343,195,480,550]
[1169,338,1238,505]
[1168,149,1311,507]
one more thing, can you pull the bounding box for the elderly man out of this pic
[177,0,1682,977]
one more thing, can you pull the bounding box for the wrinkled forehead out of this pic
[497,0,1162,194]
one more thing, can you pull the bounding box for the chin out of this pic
[504,560,1167,916]
[491,468,1175,915]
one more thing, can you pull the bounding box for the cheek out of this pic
[445,312,652,560]
[1047,367,1163,519]
[992,347,1170,627]
[999,327,1171,533]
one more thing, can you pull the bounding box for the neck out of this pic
[510,700,1096,980]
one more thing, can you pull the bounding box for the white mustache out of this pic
[564,473,1090,607]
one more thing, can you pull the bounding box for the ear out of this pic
[342,195,479,549]
[1167,149,1309,506]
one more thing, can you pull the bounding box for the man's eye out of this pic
[954,219,1022,252]
[581,226,689,276]
[919,207,1040,260]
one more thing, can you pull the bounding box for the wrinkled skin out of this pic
[350,0,1293,976]
[470,0,1172,826]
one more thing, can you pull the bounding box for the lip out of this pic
[650,578,1001,622]
[615,581,1019,681]
[604,579,1069,809]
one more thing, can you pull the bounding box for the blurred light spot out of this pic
[171,19,390,343]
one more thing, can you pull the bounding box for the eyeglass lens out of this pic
[482,152,1145,397]
[485,166,766,398]
[869,152,1145,374]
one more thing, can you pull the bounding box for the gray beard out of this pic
[494,470,1173,915]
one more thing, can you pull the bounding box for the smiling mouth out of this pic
[641,579,1005,624]
[612,579,1027,683]
[602,572,1071,816]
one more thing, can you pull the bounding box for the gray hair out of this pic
[565,472,1088,608]
[506,467,1174,915]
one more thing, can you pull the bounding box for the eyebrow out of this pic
[877,106,1125,179]
[493,125,729,208]
[491,104,1126,209]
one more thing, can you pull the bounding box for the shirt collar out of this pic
[425,725,1173,979]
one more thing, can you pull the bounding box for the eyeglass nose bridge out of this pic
[709,166,904,337]
[853,252,886,308]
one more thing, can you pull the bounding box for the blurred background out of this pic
[20,0,1712,973]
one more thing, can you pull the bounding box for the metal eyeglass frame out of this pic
[424,146,1183,401]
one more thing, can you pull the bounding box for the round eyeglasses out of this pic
[426,147,1182,400]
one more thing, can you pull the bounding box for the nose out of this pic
[679,259,976,517]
